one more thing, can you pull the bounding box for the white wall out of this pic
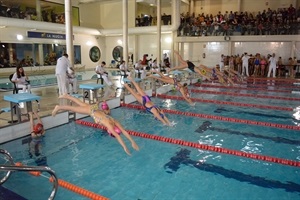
[176,35,300,67]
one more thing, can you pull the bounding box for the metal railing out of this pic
[0,149,58,200]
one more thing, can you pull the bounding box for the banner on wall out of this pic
[27,31,67,40]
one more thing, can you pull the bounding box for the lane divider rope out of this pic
[76,120,300,168]
[120,103,299,130]
[193,83,296,93]
[190,88,300,101]
[244,82,300,89]
[246,77,300,83]
[156,93,293,112]
[15,162,109,200]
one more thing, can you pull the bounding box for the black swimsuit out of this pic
[187,61,195,72]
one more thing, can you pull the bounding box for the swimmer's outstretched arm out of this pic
[179,87,194,105]
[124,83,143,105]
[127,76,145,96]
[114,120,139,151]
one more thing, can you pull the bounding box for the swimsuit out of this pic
[142,95,151,107]
[187,61,195,72]
[90,105,103,124]
[142,95,165,119]
[212,68,218,79]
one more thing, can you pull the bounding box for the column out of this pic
[8,43,13,65]
[189,0,194,15]
[133,35,138,63]
[65,0,74,66]
[237,0,242,13]
[36,0,41,21]
[157,0,161,67]
[123,0,128,64]
[38,44,44,66]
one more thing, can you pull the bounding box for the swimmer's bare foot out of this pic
[52,105,59,117]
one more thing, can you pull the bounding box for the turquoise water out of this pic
[0,84,300,200]
[0,74,84,90]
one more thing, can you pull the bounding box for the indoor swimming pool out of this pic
[0,80,300,200]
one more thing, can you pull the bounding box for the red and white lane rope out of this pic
[190,88,300,101]
[76,120,300,168]
[120,103,299,130]
[156,93,293,112]
[193,83,296,94]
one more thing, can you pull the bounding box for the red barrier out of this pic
[156,93,293,112]
[76,120,300,168]
[120,103,300,130]
[190,88,300,101]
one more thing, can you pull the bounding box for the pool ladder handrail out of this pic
[0,149,58,200]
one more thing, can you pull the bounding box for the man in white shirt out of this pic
[55,53,70,96]
[95,61,113,86]
[241,53,250,77]
[267,53,278,78]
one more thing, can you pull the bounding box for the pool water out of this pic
[0,83,300,200]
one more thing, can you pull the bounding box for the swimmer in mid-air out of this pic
[149,71,195,106]
[168,51,213,80]
[52,94,139,155]
[123,76,172,126]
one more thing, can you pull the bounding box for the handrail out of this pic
[0,149,14,184]
[0,149,58,200]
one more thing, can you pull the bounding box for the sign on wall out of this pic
[27,31,66,40]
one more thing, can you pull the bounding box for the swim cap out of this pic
[101,102,109,110]
[33,123,43,134]
[107,126,121,137]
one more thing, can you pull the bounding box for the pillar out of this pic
[65,0,74,66]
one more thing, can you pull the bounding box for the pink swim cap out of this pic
[101,102,109,110]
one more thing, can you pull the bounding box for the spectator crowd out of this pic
[177,4,300,36]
